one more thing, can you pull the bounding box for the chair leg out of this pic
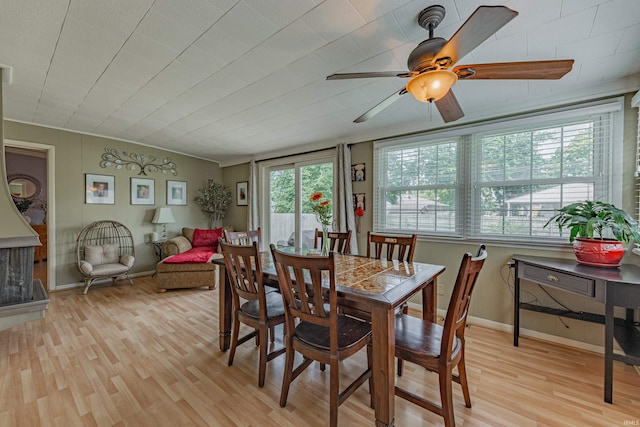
[258,326,268,388]
[279,341,295,407]
[367,344,374,409]
[270,325,275,343]
[458,349,472,408]
[83,278,94,295]
[228,312,240,366]
[439,368,455,427]
[329,359,339,427]
[397,304,409,377]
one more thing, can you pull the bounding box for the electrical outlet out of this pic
[437,284,444,295]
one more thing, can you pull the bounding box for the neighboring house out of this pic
[505,183,595,217]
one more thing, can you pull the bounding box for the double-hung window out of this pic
[374,98,623,244]
[374,136,463,237]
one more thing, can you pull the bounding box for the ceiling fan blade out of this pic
[354,88,407,123]
[453,60,574,80]
[327,71,413,80]
[435,91,464,123]
[434,6,518,66]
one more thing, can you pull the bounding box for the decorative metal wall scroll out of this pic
[100,148,177,176]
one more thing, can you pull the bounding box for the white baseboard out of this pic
[407,301,604,355]
[54,270,155,291]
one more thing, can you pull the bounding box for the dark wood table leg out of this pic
[513,261,520,347]
[218,264,232,352]
[604,284,614,403]
[371,304,395,427]
[421,278,437,322]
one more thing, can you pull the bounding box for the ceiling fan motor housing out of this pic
[407,37,447,72]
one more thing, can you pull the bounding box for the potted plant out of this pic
[544,200,640,267]
[194,180,232,228]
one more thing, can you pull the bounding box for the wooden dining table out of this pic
[213,250,445,427]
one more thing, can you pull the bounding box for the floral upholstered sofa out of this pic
[155,227,226,291]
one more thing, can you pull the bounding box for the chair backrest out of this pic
[440,245,488,359]
[270,244,338,350]
[313,229,352,254]
[366,232,417,262]
[76,220,135,265]
[224,228,261,246]
[219,241,267,313]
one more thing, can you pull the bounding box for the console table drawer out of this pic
[521,263,595,297]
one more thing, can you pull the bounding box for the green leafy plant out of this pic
[194,180,232,228]
[544,200,640,243]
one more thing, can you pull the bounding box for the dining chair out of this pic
[219,240,286,388]
[394,245,488,427]
[313,229,352,254]
[224,228,261,246]
[269,245,373,427]
[366,231,417,262]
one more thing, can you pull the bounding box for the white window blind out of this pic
[374,98,623,244]
[374,137,462,237]
[633,91,640,220]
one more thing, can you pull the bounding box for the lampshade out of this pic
[405,69,458,103]
[152,207,175,224]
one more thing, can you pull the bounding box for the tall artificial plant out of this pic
[194,180,232,228]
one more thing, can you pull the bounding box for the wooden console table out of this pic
[512,255,640,403]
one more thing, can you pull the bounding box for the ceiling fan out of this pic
[327,5,574,124]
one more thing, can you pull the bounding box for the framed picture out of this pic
[353,193,365,211]
[351,163,365,181]
[167,180,187,205]
[86,173,115,205]
[236,181,248,206]
[131,178,155,205]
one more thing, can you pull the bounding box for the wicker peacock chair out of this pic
[76,220,136,294]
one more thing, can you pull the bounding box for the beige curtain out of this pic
[336,144,358,254]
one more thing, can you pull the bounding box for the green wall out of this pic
[3,121,222,287]
[222,163,250,232]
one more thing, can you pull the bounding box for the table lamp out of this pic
[152,207,175,241]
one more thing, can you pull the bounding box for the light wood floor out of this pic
[1,275,639,426]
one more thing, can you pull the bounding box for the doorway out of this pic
[4,139,56,290]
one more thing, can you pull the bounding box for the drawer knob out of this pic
[546,274,559,282]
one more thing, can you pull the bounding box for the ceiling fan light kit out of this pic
[327,5,574,124]
[406,70,458,103]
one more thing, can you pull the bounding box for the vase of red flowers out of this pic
[310,191,332,256]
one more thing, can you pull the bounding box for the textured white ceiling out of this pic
[1,0,639,166]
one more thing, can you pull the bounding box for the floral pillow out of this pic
[192,227,223,250]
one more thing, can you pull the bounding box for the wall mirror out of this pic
[7,173,41,200]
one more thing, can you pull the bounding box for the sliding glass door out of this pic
[262,153,334,249]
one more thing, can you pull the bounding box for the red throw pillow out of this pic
[192,227,223,249]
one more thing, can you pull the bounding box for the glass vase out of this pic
[321,224,329,256]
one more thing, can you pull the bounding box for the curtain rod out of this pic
[256,145,351,163]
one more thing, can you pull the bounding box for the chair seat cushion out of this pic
[296,315,371,350]
[395,314,461,359]
[240,291,285,319]
[83,263,130,277]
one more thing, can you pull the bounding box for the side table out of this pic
[149,240,166,262]
[149,240,166,277]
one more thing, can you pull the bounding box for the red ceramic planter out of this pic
[572,237,625,268]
